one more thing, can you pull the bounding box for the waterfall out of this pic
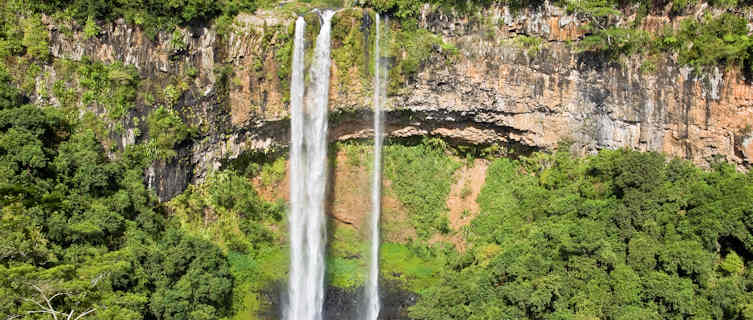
[287,15,306,320]
[286,10,335,320]
[365,12,386,320]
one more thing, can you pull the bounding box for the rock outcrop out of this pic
[34,5,753,201]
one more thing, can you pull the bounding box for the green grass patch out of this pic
[228,246,288,319]
[338,141,370,168]
[326,256,366,288]
[380,242,445,292]
[327,222,368,288]
[329,224,367,258]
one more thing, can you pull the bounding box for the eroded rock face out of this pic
[35,5,753,201]
[409,4,753,168]
[403,37,753,166]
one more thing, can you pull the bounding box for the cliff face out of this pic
[36,5,753,201]
[411,6,753,165]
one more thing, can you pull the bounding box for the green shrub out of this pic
[675,13,753,72]
[671,0,698,13]
[331,9,368,88]
[170,29,187,50]
[579,26,650,57]
[389,27,457,93]
[275,23,295,102]
[20,15,48,61]
[383,139,460,238]
[163,84,182,106]
[83,16,100,40]
[259,157,287,186]
[709,0,738,7]
[366,0,424,18]
[720,251,744,276]
[146,105,193,159]
[75,58,140,120]
[0,65,21,109]
[0,90,223,320]
[24,0,256,38]
[514,34,544,55]
[186,66,199,78]
[571,2,752,73]
[167,169,286,316]
[364,0,500,18]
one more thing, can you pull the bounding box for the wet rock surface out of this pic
[260,280,417,320]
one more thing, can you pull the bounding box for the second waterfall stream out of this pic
[365,13,387,320]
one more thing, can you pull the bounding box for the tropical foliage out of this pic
[410,149,753,320]
[0,65,237,320]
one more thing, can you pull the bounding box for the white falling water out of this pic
[287,15,307,320]
[365,12,386,320]
[287,10,336,320]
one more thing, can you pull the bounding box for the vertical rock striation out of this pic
[33,6,753,201]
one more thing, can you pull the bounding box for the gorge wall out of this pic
[32,4,753,201]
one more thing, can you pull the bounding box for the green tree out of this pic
[148,228,233,320]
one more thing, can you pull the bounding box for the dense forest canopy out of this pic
[412,150,753,319]
[0,63,242,319]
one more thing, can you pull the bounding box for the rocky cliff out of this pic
[34,4,753,201]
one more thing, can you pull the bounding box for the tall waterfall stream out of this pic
[286,10,335,320]
[286,10,387,320]
[365,12,386,320]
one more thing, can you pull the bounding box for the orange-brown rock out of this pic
[32,5,753,201]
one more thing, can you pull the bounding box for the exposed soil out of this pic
[253,167,290,202]
[251,150,372,230]
[328,151,371,229]
[431,159,489,251]
[446,159,488,229]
